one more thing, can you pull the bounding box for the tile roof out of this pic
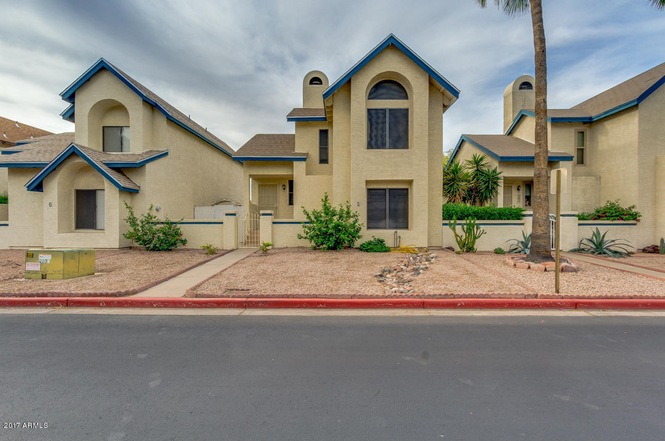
[0,116,52,146]
[460,135,573,162]
[234,134,306,160]
[60,59,235,156]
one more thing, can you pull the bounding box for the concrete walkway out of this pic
[563,252,665,280]
[133,248,256,298]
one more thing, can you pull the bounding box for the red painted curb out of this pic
[243,298,424,309]
[67,297,246,308]
[575,299,665,310]
[0,297,68,307]
[423,299,577,309]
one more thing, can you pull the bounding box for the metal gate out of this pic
[241,210,260,248]
[549,214,556,250]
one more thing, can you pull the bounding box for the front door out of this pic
[258,184,279,217]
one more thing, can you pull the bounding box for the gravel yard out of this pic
[0,249,217,296]
[190,248,665,299]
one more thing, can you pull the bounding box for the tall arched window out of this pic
[367,80,408,149]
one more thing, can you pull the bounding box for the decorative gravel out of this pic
[0,249,217,297]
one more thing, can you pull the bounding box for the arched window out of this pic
[519,81,533,90]
[309,77,323,85]
[368,80,408,100]
[367,80,408,149]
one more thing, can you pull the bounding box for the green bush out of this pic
[359,237,391,252]
[123,203,187,251]
[494,247,505,254]
[577,200,641,221]
[200,243,218,255]
[0,193,7,204]
[260,242,272,253]
[297,193,363,250]
[442,203,523,220]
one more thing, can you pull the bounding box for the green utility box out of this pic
[25,249,96,280]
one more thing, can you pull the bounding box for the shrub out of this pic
[123,203,187,251]
[570,228,632,258]
[298,193,363,250]
[507,231,531,254]
[0,192,7,204]
[201,243,218,255]
[448,218,486,253]
[442,203,523,220]
[260,242,272,253]
[443,154,502,206]
[494,247,505,254]
[577,200,641,221]
[359,237,391,253]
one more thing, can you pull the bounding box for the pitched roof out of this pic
[286,108,326,122]
[233,134,306,161]
[322,34,460,102]
[453,135,573,163]
[0,116,52,146]
[60,58,235,157]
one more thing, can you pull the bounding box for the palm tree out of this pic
[649,0,665,8]
[477,0,552,262]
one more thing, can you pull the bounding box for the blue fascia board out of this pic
[0,150,21,155]
[451,135,572,163]
[60,104,75,122]
[286,116,327,122]
[26,144,139,193]
[60,58,234,158]
[0,162,48,168]
[103,150,169,168]
[323,34,460,101]
[447,136,466,164]
[233,156,307,162]
[501,155,573,162]
[454,135,501,161]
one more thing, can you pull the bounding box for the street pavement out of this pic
[2,314,665,440]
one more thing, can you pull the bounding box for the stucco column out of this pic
[260,210,273,245]
[559,212,579,251]
[223,211,238,250]
[657,156,665,241]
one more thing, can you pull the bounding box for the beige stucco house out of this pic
[0,59,242,249]
[451,63,665,248]
[234,34,459,248]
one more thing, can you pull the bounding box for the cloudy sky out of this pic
[1,0,664,153]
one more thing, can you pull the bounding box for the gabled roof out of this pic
[506,62,665,134]
[60,58,235,157]
[322,34,460,101]
[0,116,52,146]
[233,134,306,161]
[451,135,573,163]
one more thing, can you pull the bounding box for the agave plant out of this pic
[570,228,632,258]
[507,231,531,254]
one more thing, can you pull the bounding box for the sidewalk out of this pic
[562,252,665,280]
[132,248,256,298]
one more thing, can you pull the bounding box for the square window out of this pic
[367,188,408,229]
[103,126,130,152]
[367,109,408,149]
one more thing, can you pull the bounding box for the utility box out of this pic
[24,249,96,280]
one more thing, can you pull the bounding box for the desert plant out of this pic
[260,242,272,253]
[442,161,470,203]
[507,231,531,254]
[359,237,390,253]
[448,218,486,252]
[123,203,187,251]
[0,192,7,204]
[570,228,632,258]
[442,154,502,206]
[494,247,505,254]
[200,243,218,255]
[660,238,665,254]
[577,200,641,221]
[298,193,363,250]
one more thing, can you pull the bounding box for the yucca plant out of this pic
[507,231,531,254]
[442,161,470,203]
[570,228,632,258]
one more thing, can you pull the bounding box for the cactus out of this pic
[660,238,665,254]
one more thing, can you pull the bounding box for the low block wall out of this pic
[178,220,225,249]
[577,221,639,252]
[272,221,310,247]
[443,220,526,251]
[0,205,7,221]
[0,222,8,249]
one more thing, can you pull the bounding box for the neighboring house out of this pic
[0,59,242,248]
[234,34,459,247]
[451,64,665,247]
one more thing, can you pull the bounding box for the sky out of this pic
[1,0,664,153]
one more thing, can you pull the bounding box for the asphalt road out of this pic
[1,314,665,441]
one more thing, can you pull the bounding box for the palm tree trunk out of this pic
[528,0,552,262]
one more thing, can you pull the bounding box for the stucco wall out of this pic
[0,204,7,221]
[443,220,526,252]
[178,221,224,249]
[6,168,43,247]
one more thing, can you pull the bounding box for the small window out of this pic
[103,126,130,152]
[368,109,408,149]
[76,190,104,230]
[309,77,323,85]
[367,188,408,229]
[288,180,294,206]
[576,130,586,165]
[319,130,329,164]
[368,80,408,100]
[519,81,533,90]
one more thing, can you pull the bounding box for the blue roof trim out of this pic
[25,144,139,193]
[452,135,500,161]
[451,135,573,163]
[0,150,21,155]
[0,162,49,168]
[103,150,169,168]
[286,116,328,122]
[60,58,234,158]
[273,221,310,225]
[322,34,460,101]
[233,156,307,162]
[61,104,75,122]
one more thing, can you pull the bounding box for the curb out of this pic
[3,297,665,310]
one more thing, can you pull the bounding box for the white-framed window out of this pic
[103,126,130,152]
[367,188,408,229]
[575,130,586,165]
[367,80,408,150]
[75,190,104,230]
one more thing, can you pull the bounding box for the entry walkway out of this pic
[133,248,256,298]
[562,252,665,280]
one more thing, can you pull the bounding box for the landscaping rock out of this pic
[642,245,660,253]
